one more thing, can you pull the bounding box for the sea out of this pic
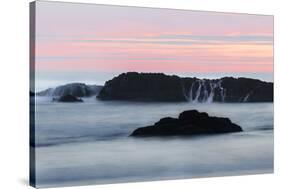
[33,96,274,188]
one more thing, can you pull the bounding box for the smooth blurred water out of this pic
[34,97,273,188]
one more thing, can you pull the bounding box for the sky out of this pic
[34,1,274,90]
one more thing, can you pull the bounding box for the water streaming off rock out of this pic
[184,79,226,103]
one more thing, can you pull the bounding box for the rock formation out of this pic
[97,72,273,102]
[130,110,243,137]
[37,83,102,97]
[54,94,83,103]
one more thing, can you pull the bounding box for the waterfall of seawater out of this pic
[243,92,251,102]
[194,80,202,102]
[187,79,225,103]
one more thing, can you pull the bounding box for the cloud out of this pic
[65,33,273,46]
[149,34,273,43]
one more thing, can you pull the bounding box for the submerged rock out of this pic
[130,110,242,137]
[54,95,83,103]
[97,72,273,102]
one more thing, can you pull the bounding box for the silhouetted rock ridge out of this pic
[97,72,273,102]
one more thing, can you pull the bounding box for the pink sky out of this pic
[35,1,273,75]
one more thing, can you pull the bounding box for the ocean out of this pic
[33,97,273,188]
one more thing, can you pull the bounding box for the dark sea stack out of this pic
[55,95,83,102]
[130,110,243,137]
[37,83,103,97]
[221,77,273,102]
[97,72,186,101]
[97,72,273,102]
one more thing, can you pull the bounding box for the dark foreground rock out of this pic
[37,83,102,97]
[54,95,83,103]
[130,110,242,137]
[97,72,273,102]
